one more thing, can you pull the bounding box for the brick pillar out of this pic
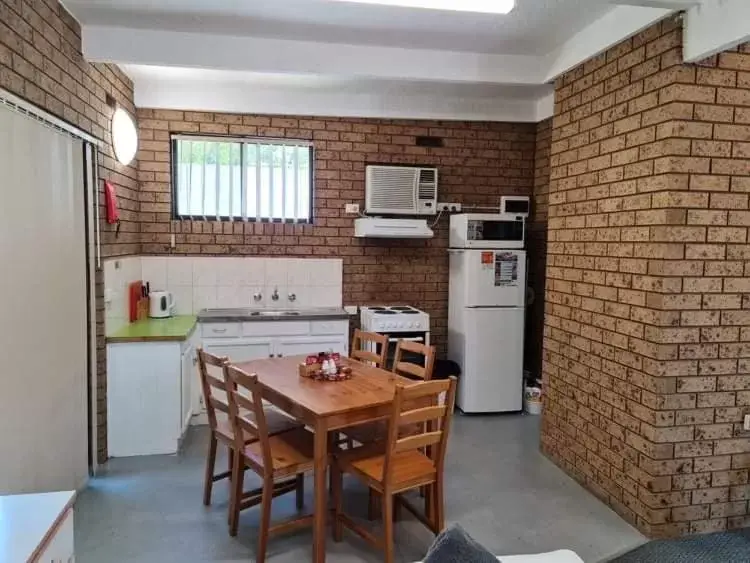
[540,16,750,537]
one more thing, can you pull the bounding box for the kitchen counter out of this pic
[198,307,350,322]
[0,490,75,562]
[106,315,198,343]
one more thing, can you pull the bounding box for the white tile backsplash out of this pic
[167,258,193,286]
[141,257,167,290]
[104,256,343,334]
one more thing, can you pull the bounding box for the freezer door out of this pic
[456,249,526,307]
[457,307,524,413]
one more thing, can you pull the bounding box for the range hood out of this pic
[354,217,434,239]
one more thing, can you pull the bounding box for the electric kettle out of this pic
[149,290,175,318]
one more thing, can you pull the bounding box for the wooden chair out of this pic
[345,339,437,448]
[392,339,436,382]
[197,348,301,508]
[224,364,316,561]
[350,329,389,367]
[331,377,458,563]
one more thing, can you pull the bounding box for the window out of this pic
[171,135,313,222]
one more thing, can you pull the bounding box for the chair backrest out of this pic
[197,348,231,430]
[223,364,272,468]
[350,329,389,367]
[392,340,436,381]
[382,377,457,483]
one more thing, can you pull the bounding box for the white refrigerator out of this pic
[448,248,527,413]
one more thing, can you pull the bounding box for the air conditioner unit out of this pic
[365,165,438,216]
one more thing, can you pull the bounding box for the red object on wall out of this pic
[104,180,120,224]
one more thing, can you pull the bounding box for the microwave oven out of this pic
[449,213,525,249]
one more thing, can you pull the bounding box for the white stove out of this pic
[360,306,430,334]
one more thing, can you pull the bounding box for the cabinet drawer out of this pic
[201,322,241,338]
[311,320,349,336]
[242,320,310,337]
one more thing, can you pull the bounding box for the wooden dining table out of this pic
[234,354,413,563]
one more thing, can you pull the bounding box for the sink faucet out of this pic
[271,287,280,301]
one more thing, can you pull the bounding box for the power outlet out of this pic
[744,414,750,431]
[345,203,360,214]
[438,202,462,212]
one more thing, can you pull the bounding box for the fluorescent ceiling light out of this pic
[329,0,516,14]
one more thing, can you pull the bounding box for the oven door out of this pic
[464,213,525,249]
[384,332,428,370]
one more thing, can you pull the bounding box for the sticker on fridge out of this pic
[481,251,494,270]
[495,252,518,286]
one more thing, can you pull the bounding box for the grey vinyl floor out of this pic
[74,415,645,563]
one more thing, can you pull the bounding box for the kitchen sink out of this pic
[254,311,300,317]
[201,308,300,317]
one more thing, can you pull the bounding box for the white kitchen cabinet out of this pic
[193,338,274,415]
[275,336,348,358]
[191,318,349,424]
[108,329,198,457]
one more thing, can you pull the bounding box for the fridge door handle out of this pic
[447,249,465,254]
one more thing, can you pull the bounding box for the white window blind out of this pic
[173,135,313,222]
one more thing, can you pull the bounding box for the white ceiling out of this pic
[62,0,679,121]
[66,0,612,55]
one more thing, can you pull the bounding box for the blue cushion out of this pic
[424,524,498,563]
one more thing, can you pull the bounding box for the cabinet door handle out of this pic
[212,328,227,333]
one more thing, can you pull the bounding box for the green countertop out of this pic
[106,316,197,343]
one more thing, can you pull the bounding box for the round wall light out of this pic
[111,107,138,166]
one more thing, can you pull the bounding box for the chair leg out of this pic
[368,489,378,521]
[257,476,274,563]
[425,483,434,527]
[228,451,245,536]
[296,474,305,510]
[227,448,234,484]
[332,464,343,542]
[382,492,395,563]
[393,494,401,522]
[203,433,218,506]
[435,477,445,533]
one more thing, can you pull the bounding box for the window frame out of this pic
[170,133,315,223]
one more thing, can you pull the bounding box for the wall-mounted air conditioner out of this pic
[365,165,438,216]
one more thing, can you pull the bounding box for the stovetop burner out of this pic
[368,306,388,311]
[375,310,397,315]
[400,310,418,314]
[390,306,414,311]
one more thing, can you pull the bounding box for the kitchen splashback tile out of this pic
[265,258,289,286]
[193,286,217,313]
[287,260,311,287]
[241,258,266,286]
[192,257,217,286]
[166,258,193,286]
[170,286,194,315]
[141,257,167,290]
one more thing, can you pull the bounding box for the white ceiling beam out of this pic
[82,25,546,86]
[610,0,700,8]
[132,75,543,122]
[544,5,672,82]
[683,0,750,62]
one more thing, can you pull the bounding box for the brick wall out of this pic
[137,110,537,354]
[541,17,750,537]
[527,118,552,378]
[0,0,138,461]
